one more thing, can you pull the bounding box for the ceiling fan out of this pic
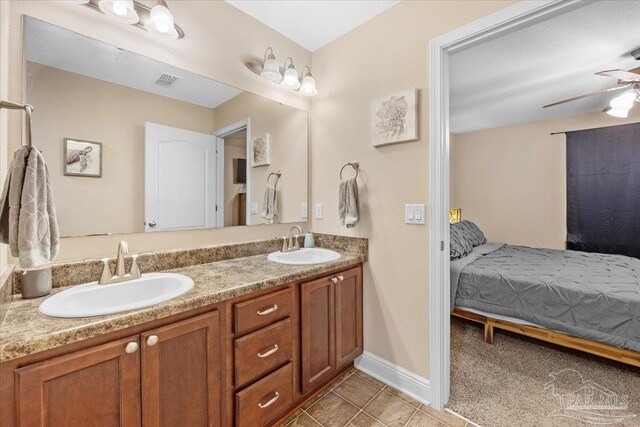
[543,64,640,119]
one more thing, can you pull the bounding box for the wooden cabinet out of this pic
[141,312,221,427]
[14,336,141,427]
[300,266,363,394]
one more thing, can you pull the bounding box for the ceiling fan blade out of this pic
[596,69,640,82]
[543,84,632,108]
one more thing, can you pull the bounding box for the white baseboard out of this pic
[354,351,431,406]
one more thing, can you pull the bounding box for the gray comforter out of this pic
[451,243,640,352]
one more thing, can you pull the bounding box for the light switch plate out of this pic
[405,204,425,225]
[301,203,308,219]
[250,202,258,214]
[315,203,323,219]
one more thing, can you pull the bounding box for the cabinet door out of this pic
[300,276,336,394]
[335,267,363,368]
[141,311,221,427]
[15,336,141,427]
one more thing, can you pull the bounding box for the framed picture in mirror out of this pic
[64,138,102,178]
[252,133,271,167]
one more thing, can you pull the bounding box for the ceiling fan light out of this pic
[607,108,629,118]
[98,0,139,24]
[610,91,637,110]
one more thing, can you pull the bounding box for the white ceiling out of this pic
[450,1,640,134]
[25,18,242,109]
[225,0,400,52]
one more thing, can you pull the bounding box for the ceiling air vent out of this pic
[155,73,179,89]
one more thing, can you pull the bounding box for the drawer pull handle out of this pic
[257,344,279,358]
[331,277,339,284]
[125,342,139,354]
[257,304,278,316]
[338,275,344,281]
[147,335,159,346]
[258,392,280,409]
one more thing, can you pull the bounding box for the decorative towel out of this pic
[261,184,279,221]
[339,178,360,228]
[0,146,59,269]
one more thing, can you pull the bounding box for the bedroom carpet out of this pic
[448,318,640,427]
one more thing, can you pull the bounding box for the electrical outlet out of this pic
[405,204,425,224]
[250,202,258,214]
[315,203,323,219]
[301,203,308,219]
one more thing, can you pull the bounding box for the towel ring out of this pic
[0,100,34,150]
[267,171,282,186]
[340,162,359,180]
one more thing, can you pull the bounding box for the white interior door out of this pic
[145,122,218,232]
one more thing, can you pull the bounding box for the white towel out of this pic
[339,178,360,228]
[0,146,59,269]
[261,184,279,221]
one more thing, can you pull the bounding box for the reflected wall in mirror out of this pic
[24,17,308,238]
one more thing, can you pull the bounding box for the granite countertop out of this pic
[0,251,364,362]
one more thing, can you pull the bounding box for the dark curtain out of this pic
[566,122,640,258]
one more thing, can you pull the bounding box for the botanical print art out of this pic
[371,88,418,146]
[252,133,271,167]
[64,139,102,177]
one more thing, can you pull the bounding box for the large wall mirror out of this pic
[24,17,308,238]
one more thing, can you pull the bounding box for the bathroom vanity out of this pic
[0,236,366,427]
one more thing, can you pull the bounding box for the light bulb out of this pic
[150,3,174,34]
[300,74,317,96]
[281,67,301,90]
[610,91,637,110]
[98,0,139,24]
[113,1,128,15]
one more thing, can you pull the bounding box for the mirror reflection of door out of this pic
[144,122,220,232]
[221,129,248,227]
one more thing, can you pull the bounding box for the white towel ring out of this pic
[267,171,282,186]
[340,161,359,180]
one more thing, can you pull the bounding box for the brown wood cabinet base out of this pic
[0,262,363,427]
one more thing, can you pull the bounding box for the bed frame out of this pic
[452,307,640,368]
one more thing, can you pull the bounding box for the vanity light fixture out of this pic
[260,48,283,83]
[145,0,178,40]
[281,57,301,90]
[98,0,139,24]
[299,66,318,97]
[69,0,184,40]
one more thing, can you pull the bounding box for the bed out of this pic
[450,240,640,367]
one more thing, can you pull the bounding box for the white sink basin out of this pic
[38,273,194,318]
[267,248,341,265]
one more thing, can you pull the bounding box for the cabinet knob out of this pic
[258,391,280,409]
[338,275,344,281]
[147,335,159,346]
[125,342,139,354]
[331,277,339,284]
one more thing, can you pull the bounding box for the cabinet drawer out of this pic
[235,318,292,388]
[234,288,292,335]
[235,363,293,427]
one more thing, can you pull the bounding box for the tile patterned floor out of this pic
[279,368,476,427]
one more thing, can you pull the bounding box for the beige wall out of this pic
[451,108,640,250]
[310,0,514,378]
[27,62,216,237]
[212,92,308,225]
[0,1,9,273]
[2,0,311,262]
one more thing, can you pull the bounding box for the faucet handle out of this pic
[130,255,141,279]
[99,258,112,285]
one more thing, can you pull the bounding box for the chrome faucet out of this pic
[276,226,304,253]
[99,241,141,285]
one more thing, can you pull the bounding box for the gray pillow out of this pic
[450,223,473,260]
[457,220,487,247]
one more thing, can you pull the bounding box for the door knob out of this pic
[147,335,159,346]
[125,342,139,354]
[147,220,157,228]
